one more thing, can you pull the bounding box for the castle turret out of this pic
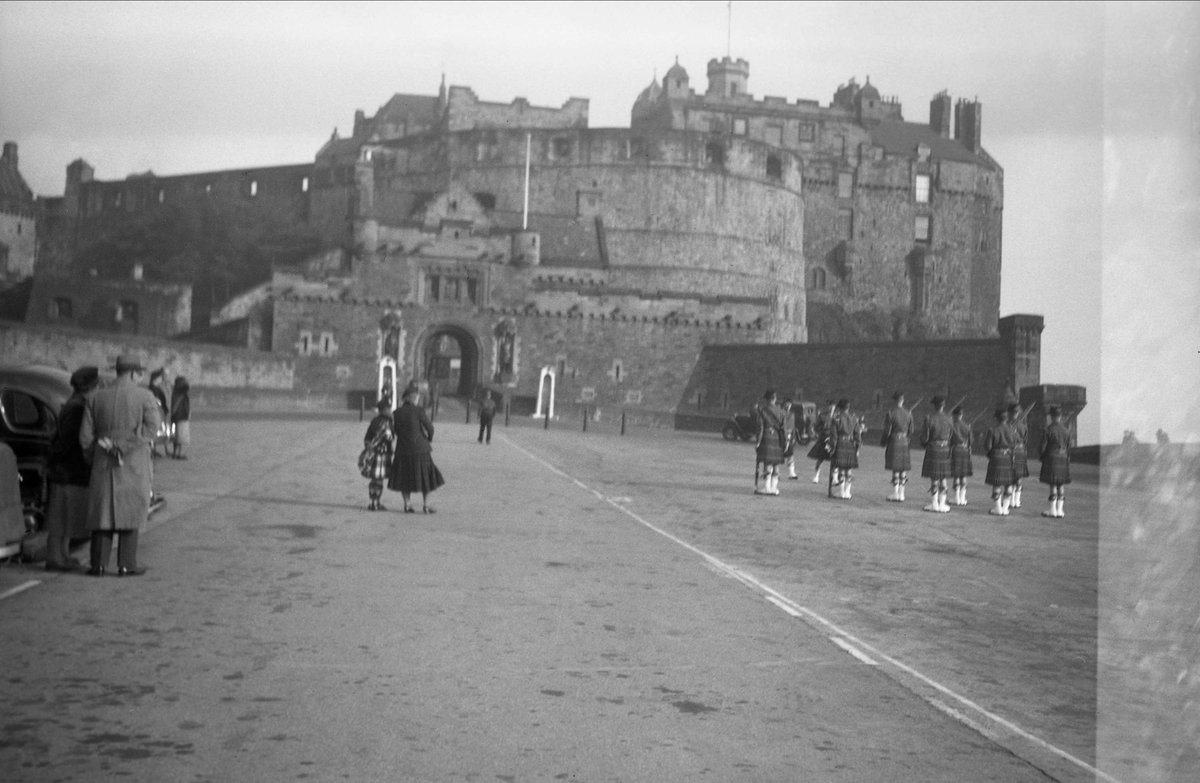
[706,56,749,98]
[955,98,982,152]
[930,91,952,138]
[664,59,690,99]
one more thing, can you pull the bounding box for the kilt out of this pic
[1011,445,1030,478]
[1039,451,1071,485]
[985,449,1015,486]
[360,448,392,481]
[389,452,445,495]
[950,445,974,478]
[173,420,191,448]
[757,434,785,466]
[884,436,911,472]
[807,437,831,461]
[920,441,951,480]
[830,437,858,469]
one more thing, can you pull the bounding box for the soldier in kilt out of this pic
[948,405,974,506]
[1007,403,1030,508]
[782,399,802,480]
[829,399,860,499]
[920,396,953,512]
[361,401,396,511]
[983,407,1016,515]
[807,400,835,484]
[881,391,913,502]
[1039,406,1072,518]
[754,390,787,496]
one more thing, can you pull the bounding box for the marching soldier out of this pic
[807,400,835,484]
[829,399,861,499]
[782,399,802,480]
[948,405,974,506]
[881,391,913,502]
[1039,406,1072,518]
[920,396,953,512]
[754,389,786,496]
[983,406,1015,515]
[1007,403,1030,508]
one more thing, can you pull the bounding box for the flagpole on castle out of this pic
[523,132,531,230]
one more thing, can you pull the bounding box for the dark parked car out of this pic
[0,364,72,533]
[722,401,817,444]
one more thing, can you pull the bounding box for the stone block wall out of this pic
[25,275,192,338]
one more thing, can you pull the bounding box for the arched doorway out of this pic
[417,324,481,398]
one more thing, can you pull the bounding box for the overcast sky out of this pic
[2,1,1196,444]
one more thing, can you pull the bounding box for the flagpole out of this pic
[523,132,531,230]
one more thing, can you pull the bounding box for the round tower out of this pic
[511,231,540,267]
[664,59,690,99]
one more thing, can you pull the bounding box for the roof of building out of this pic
[665,61,689,82]
[869,121,988,166]
[376,93,442,123]
[0,159,35,214]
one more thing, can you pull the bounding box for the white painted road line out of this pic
[0,580,42,601]
[830,636,879,665]
[502,434,1124,783]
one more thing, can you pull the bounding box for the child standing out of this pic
[170,376,191,460]
[361,401,396,511]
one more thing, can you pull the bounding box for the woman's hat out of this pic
[69,366,99,391]
[173,376,189,390]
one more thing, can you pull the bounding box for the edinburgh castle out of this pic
[10,55,1080,440]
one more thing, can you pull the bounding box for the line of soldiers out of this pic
[751,390,1072,518]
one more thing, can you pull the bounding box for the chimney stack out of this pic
[929,92,952,138]
[1,141,16,167]
[954,98,982,153]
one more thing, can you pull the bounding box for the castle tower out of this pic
[663,59,691,99]
[930,91,952,138]
[64,158,94,218]
[854,76,886,124]
[706,56,749,98]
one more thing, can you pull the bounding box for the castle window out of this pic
[426,271,479,305]
[811,267,827,290]
[979,231,988,251]
[914,174,930,204]
[249,180,258,197]
[729,83,738,97]
[765,155,782,181]
[915,215,932,243]
[610,360,623,383]
[158,189,165,203]
[625,390,643,405]
[298,330,312,354]
[115,300,138,331]
[837,172,854,199]
[205,183,212,194]
[475,192,497,210]
[114,192,123,208]
[838,209,854,241]
[733,117,747,136]
[302,176,310,193]
[798,123,815,142]
[552,137,573,160]
[48,297,73,320]
[705,141,725,167]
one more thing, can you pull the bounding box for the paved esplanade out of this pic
[1,416,1101,781]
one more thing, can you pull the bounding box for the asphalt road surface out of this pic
[0,414,1178,782]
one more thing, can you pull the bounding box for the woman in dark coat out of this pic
[44,366,100,571]
[388,384,444,513]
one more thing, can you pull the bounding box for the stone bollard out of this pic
[582,406,588,432]
[465,399,471,424]
[505,400,510,427]
[621,411,627,436]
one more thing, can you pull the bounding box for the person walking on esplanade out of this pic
[388,383,444,514]
[882,391,913,502]
[1007,403,1030,508]
[753,389,786,496]
[79,355,160,576]
[807,400,835,484]
[920,396,953,513]
[983,407,1016,516]
[948,405,974,506]
[829,399,860,499]
[478,390,497,445]
[1039,406,1072,518]
[170,376,191,460]
[361,401,395,511]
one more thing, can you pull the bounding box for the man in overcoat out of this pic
[80,355,161,576]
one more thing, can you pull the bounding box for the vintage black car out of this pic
[0,364,73,533]
[722,402,817,444]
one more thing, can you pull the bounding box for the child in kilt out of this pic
[361,401,396,511]
[1039,406,1072,518]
